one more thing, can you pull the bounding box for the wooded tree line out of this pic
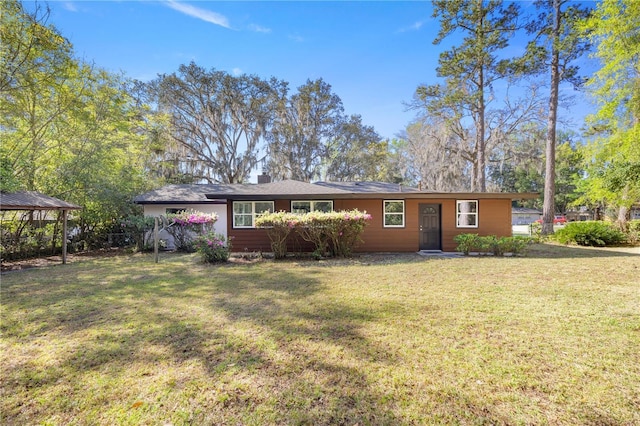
[1,0,639,241]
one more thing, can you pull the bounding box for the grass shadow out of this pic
[1,252,406,424]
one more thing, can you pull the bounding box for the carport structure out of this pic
[0,191,82,264]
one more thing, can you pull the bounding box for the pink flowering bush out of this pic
[257,209,372,258]
[166,210,218,252]
[255,211,299,259]
[194,232,231,263]
[300,210,372,257]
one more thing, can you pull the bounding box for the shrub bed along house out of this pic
[255,209,372,259]
[454,234,530,256]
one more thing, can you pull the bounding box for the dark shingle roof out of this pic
[136,180,539,202]
[0,191,81,210]
[133,184,228,204]
[512,207,542,214]
[314,181,423,193]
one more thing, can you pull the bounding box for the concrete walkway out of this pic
[416,250,464,258]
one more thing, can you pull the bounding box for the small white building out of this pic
[133,184,228,249]
[511,207,542,225]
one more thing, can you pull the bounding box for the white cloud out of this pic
[165,1,231,29]
[62,2,78,12]
[232,68,243,76]
[248,24,271,34]
[398,21,424,33]
[288,34,304,43]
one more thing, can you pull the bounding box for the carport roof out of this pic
[0,191,81,211]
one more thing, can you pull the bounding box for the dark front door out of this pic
[419,204,441,250]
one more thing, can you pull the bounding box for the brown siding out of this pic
[477,199,513,237]
[227,202,274,253]
[228,197,513,253]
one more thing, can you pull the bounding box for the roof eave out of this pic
[134,199,227,205]
[205,192,540,201]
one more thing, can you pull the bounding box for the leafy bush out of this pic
[256,209,372,258]
[498,236,530,255]
[119,215,155,251]
[255,211,299,259]
[626,220,640,245]
[194,232,231,263]
[453,233,481,255]
[165,210,218,252]
[296,210,372,258]
[0,215,64,261]
[554,221,626,247]
[454,234,531,256]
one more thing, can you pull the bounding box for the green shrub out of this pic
[119,215,155,251]
[295,210,372,258]
[453,233,481,255]
[499,236,530,255]
[454,234,531,256]
[626,220,640,245]
[194,232,230,263]
[257,209,372,258]
[255,211,299,259]
[554,221,626,247]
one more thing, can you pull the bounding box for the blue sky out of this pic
[45,1,596,140]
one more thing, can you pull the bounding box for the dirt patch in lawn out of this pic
[1,250,427,273]
[0,247,130,273]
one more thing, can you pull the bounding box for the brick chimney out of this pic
[257,172,271,184]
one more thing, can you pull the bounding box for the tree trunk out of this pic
[476,4,487,193]
[542,0,561,236]
[617,185,630,229]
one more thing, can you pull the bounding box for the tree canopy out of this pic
[579,0,640,223]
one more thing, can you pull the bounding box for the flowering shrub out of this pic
[166,210,218,252]
[255,211,299,259]
[257,209,372,258]
[194,232,231,263]
[325,210,372,257]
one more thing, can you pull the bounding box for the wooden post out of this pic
[62,209,68,264]
[154,216,159,263]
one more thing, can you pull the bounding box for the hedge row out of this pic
[453,234,531,256]
[255,210,372,258]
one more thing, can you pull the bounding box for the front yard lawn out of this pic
[1,244,639,425]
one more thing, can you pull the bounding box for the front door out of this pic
[419,204,441,250]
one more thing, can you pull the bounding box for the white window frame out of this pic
[383,200,405,228]
[232,201,274,228]
[291,200,334,214]
[456,200,478,228]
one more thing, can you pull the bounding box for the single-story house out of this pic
[192,179,537,253]
[511,207,542,225]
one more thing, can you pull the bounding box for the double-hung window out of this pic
[233,201,274,228]
[456,200,478,228]
[291,200,333,214]
[384,200,405,227]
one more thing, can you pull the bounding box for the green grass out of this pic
[1,244,639,425]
